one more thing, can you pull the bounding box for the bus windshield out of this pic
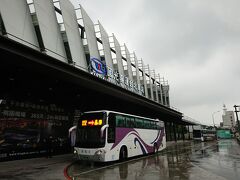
[75,112,106,148]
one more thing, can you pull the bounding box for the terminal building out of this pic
[0,0,196,161]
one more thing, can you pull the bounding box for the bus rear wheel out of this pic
[154,143,158,154]
[119,147,127,161]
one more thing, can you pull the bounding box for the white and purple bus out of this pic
[73,110,166,162]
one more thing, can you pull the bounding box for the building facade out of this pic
[0,0,195,161]
[222,105,236,128]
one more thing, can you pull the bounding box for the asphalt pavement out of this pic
[1,139,240,180]
[0,154,75,180]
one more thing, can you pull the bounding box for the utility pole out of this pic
[234,105,240,130]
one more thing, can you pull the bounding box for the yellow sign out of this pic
[82,120,87,126]
[81,119,102,126]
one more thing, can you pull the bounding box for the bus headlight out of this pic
[74,149,78,154]
[95,149,106,155]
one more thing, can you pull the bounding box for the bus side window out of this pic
[144,120,150,129]
[108,113,116,143]
[125,116,134,128]
[126,117,131,128]
[135,118,143,128]
[116,115,125,127]
[150,121,153,129]
[153,122,157,129]
[130,117,135,128]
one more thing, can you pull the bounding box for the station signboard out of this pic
[90,57,145,96]
[90,57,107,75]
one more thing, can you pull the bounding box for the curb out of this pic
[63,163,72,180]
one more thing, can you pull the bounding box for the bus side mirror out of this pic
[69,126,77,137]
[100,124,109,138]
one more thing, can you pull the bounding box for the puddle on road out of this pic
[68,140,240,180]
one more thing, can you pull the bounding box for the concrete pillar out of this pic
[182,125,185,141]
[188,125,190,140]
[173,123,177,142]
[169,122,172,141]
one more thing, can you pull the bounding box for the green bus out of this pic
[217,129,232,139]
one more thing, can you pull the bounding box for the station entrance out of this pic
[0,36,191,161]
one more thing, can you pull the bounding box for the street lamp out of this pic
[212,110,220,127]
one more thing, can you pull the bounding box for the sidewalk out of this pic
[0,154,75,180]
[0,140,194,180]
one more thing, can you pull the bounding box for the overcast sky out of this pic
[70,0,240,126]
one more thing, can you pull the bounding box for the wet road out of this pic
[67,139,240,180]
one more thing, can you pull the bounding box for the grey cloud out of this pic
[71,0,240,125]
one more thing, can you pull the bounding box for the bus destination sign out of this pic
[81,119,103,127]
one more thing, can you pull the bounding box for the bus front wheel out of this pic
[119,146,127,161]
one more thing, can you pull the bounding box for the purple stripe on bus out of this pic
[151,127,164,144]
[111,128,165,154]
[134,138,147,154]
[130,129,164,153]
[110,128,138,150]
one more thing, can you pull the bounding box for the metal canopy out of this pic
[0,35,182,123]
